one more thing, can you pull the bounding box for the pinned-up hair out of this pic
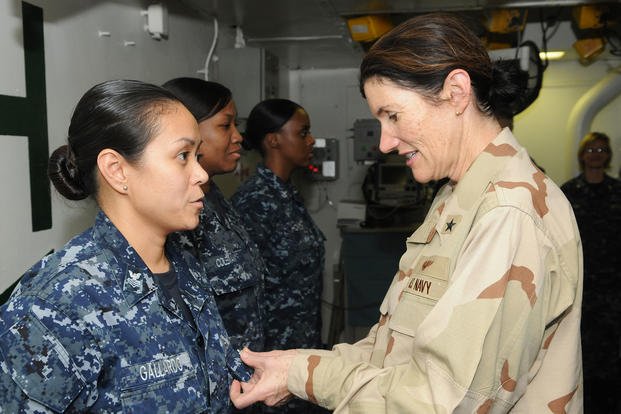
[359,12,522,124]
[48,79,182,200]
[243,98,303,155]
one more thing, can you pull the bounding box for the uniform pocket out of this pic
[0,314,85,412]
[119,352,207,414]
[203,245,262,295]
[389,255,450,336]
[389,289,438,337]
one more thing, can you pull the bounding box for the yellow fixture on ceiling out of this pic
[346,15,393,43]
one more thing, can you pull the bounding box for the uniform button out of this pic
[196,335,205,348]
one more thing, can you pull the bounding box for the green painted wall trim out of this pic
[0,2,51,231]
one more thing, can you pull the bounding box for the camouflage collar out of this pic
[256,164,300,201]
[202,182,231,224]
[450,128,519,212]
[91,212,157,307]
[411,129,521,245]
[174,257,213,319]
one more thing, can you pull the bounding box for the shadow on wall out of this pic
[0,248,54,306]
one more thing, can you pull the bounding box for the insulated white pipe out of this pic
[567,65,621,174]
[203,17,218,81]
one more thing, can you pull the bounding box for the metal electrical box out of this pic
[353,118,382,161]
[217,47,279,120]
[306,138,339,181]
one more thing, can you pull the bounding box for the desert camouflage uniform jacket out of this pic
[174,182,266,353]
[288,128,583,413]
[231,164,325,351]
[0,212,251,413]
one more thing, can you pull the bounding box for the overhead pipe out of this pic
[567,65,621,174]
[246,35,344,42]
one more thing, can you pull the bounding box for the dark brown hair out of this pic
[359,12,521,123]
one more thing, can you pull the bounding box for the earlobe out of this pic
[97,149,129,194]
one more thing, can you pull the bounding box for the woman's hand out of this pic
[230,348,298,408]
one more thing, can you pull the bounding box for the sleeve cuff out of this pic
[287,350,333,405]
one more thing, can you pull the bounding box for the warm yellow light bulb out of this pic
[539,51,566,60]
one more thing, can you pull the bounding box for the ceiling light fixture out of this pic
[540,51,566,60]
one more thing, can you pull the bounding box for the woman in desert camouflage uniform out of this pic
[230,12,583,414]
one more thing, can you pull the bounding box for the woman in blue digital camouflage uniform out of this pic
[0,80,250,413]
[163,77,266,354]
[231,99,327,414]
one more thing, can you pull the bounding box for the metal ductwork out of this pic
[567,65,621,174]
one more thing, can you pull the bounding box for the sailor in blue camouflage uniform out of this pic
[232,163,325,352]
[182,185,267,353]
[0,80,250,413]
[230,98,328,413]
[0,213,251,413]
[561,131,621,413]
[163,78,266,354]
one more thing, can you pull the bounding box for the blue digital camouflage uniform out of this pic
[173,182,266,353]
[0,211,251,413]
[231,165,325,352]
[232,165,328,414]
[561,173,621,412]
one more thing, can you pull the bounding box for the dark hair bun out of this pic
[489,42,542,119]
[48,145,88,200]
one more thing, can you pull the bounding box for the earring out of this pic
[456,111,462,116]
[122,185,128,191]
